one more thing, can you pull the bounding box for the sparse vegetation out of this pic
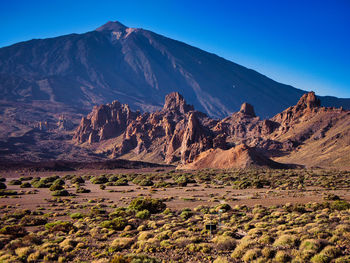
[0,168,349,262]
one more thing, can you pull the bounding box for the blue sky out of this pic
[1,0,349,97]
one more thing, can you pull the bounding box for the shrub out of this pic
[110,237,134,251]
[299,239,322,258]
[20,182,31,188]
[310,253,330,263]
[0,182,6,189]
[49,184,64,191]
[213,256,229,263]
[175,175,189,186]
[212,235,236,251]
[100,217,127,230]
[273,234,299,248]
[52,178,65,186]
[0,190,18,196]
[91,175,108,184]
[51,189,69,196]
[8,179,21,185]
[45,221,75,233]
[138,179,154,186]
[71,176,84,184]
[115,178,128,186]
[20,215,47,226]
[70,213,84,219]
[180,209,193,220]
[129,197,166,213]
[242,248,261,262]
[320,245,340,259]
[136,210,151,219]
[76,187,90,193]
[330,200,350,211]
[216,203,231,212]
[274,251,290,263]
[0,225,27,237]
[32,177,57,188]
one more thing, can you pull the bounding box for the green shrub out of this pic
[76,187,90,193]
[49,184,64,191]
[242,248,261,262]
[20,215,47,226]
[45,221,75,233]
[136,210,151,219]
[0,225,27,237]
[71,176,84,184]
[212,235,236,251]
[273,234,299,248]
[138,179,154,186]
[20,182,31,188]
[310,253,330,263]
[115,178,128,186]
[51,189,69,196]
[100,217,127,230]
[274,251,290,263]
[330,200,350,211]
[32,176,58,188]
[91,175,108,184]
[70,213,84,219]
[180,209,193,220]
[175,175,189,186]
[129,197,166,213]
[110,237,134,251]
[8,179,21,185]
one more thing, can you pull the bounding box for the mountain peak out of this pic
[96,21,127,32]
[239,102,256,117]
[297,91,321,109]
[163,92,194,113]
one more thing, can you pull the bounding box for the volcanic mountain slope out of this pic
[270,93,350,169]
[1,20,350,119]
[74,91,350,169]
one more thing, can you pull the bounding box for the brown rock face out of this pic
[272,91,323,129]
[178,144,288,169]
[180,112,213,164]
[73,91,349,169]
[163,92,194,113]
[297,91,321,109]
[240,102,256,117]
[73,100,139,143]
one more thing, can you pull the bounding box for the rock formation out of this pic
[178,144,289,170]
[73,100,139,143]
[73,91,350,169]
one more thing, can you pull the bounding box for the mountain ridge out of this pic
[72,91,350,169]
[1,20,349,119]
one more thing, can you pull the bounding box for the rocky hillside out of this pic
[1,21,350,119]
[178,144,289,170]
[74,91,350,169]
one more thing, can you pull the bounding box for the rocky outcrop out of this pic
[57,115,74,131]
[73,100,139,143]
[180,112,213,164]
[240,103,256,117]
[272,91,322,127]
[163,92,194,114]
[178,144,289,169]
[73,91,350,169]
